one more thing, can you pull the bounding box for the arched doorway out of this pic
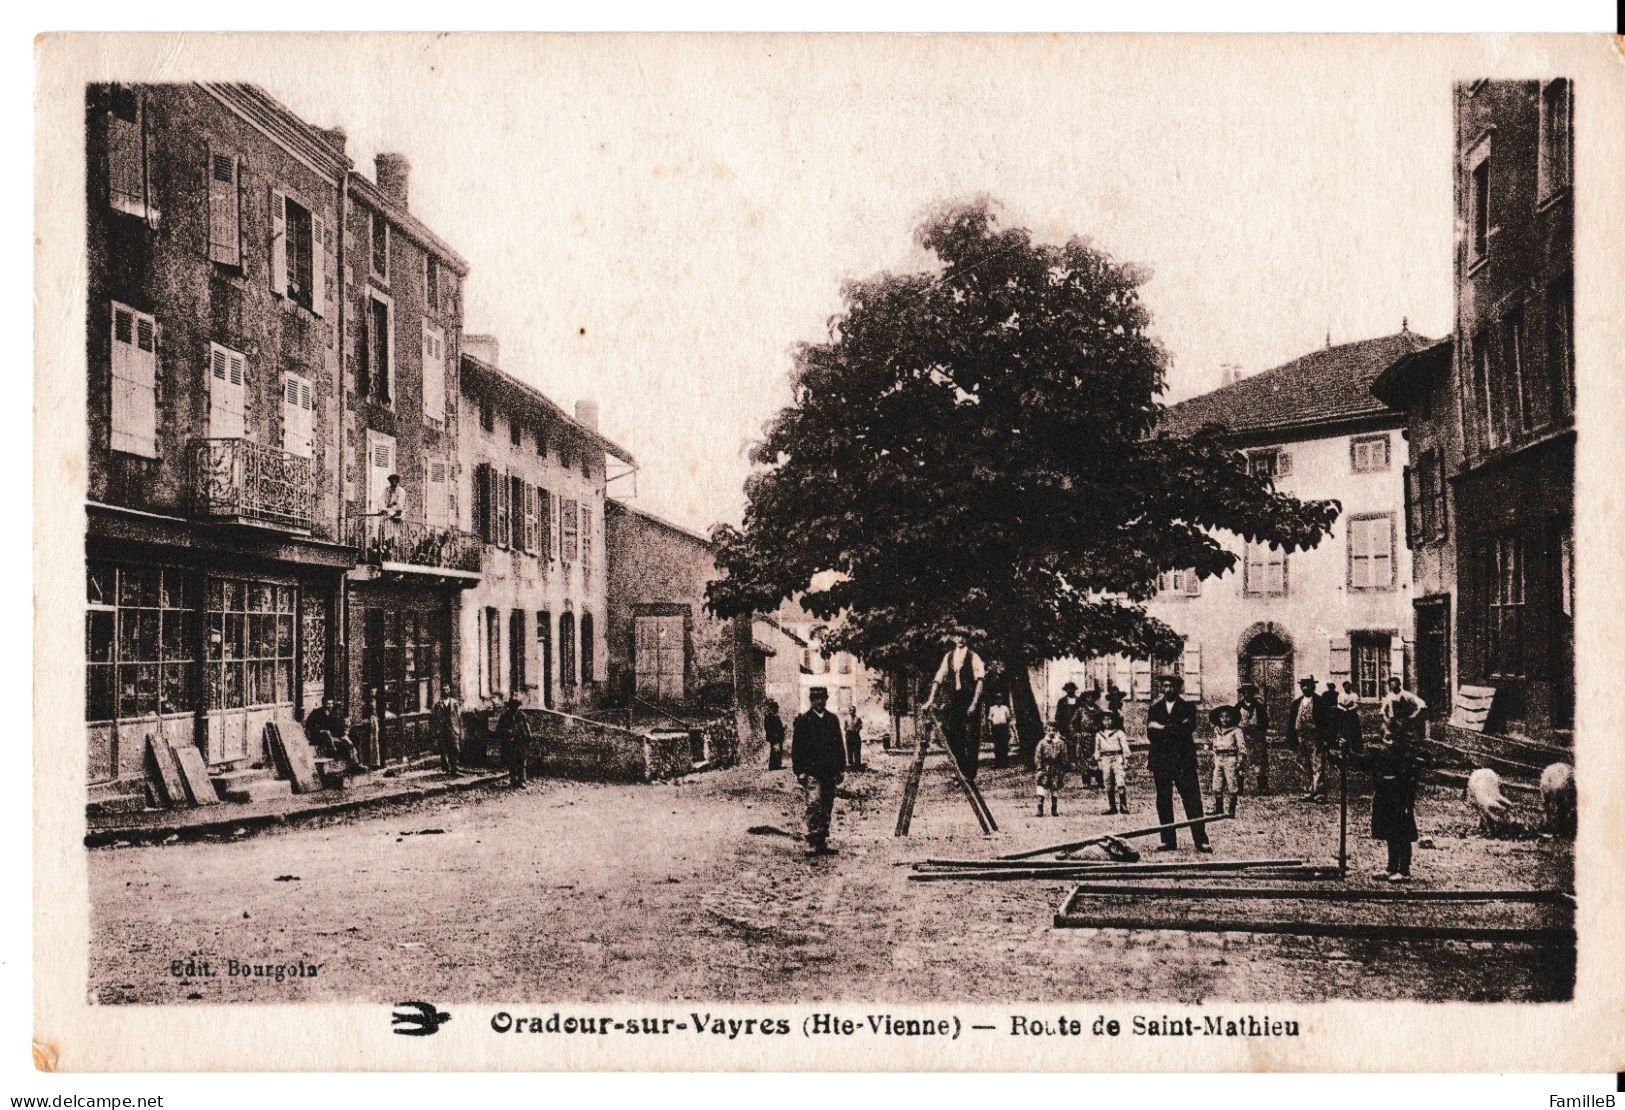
[1237,623,1294,737]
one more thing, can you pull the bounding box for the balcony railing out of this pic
[190,438,315,532]
[345,513,483,575]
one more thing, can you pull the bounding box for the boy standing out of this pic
[1208,704,1245,818]
[1034,727,1069,817]
[1093,710,1130,815]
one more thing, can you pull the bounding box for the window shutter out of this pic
[1112,654,1132,697]
[1403,465,1420,548]
[109,303,158,457]
[1185,570,1201,596]
[538,488,553,558]
[471,463,488,541]
[1375,516,1394,587]
[1275,450,1292,477]
[310,215,327,317]
[208,149,240,266]
[269,188,288,296]
[1182,644,1202,699]
[1131,659,1152,701]
[1329,638,1352,688]
[208,343,246,440]
[525,484,539,552]
[550,491,561,561]
[1433,453,1449,540]
[282,373,313,459]
[106,90,146,217]
[421,322,445,423]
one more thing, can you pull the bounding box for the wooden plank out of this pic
[266,721,322,794]
[144,734,188,808]
[1052,911,1573,947]
[1060,883,1574,906]
[999,815,1231,860]
[919,856,1303,870]
[938,734,996,834]
[910,862,1321,883]
[165,738,221,806]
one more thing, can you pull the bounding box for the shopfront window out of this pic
[87,563,197,722]
[206,576,294,711]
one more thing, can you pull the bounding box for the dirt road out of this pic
[88,751,1574,1005]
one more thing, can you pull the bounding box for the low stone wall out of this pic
[524,709,657,782]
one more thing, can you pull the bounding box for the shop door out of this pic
[1415,598,1451,720]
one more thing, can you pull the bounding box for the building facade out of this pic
[456,342,629,714]
[1044,332,1429,732]
[1375,80,1574,745]
[602,500,734,712]
[338,149,481,765]
[85,83,356,800]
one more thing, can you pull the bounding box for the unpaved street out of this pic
[89,752,1574,1005]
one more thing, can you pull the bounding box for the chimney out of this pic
[1219,362,1243,388]
[375,152,411,208]
[574,400,600,430]
[317,126,348,155]
[462,334,500,366]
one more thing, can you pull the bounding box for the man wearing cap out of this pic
[1237,683,1271,793]
[923,629,986,783]
[1286,676,1327,802]
[792,687,846,855]
[1144,674,1212,852]
[496,695,533,788]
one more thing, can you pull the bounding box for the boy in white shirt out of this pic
[1093,710,1130,815]
[1208,703,1245,818]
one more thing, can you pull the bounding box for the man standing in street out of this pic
[1287,676,1326,802]
[1145,674,1212,853]
[792,686,846,855]
[497,695,533,788]
[430,689,464,775]
[922,629,986,784]
[1237,682,1271,793]
[1381,676,1427,743]
[763,701,786,771]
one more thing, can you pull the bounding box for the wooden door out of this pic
[1415,599,1451,720]
[1246,655,1293,738]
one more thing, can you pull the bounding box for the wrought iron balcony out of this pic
[190,438,315,532]
[345,513,483,576]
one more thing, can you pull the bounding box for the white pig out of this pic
[1539,762,1576,836]
[1466,767,1514,834]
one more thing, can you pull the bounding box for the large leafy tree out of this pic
[708,199,1339,743]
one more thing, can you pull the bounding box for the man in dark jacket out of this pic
[1144,674,1211,852]
[791,686,846,855]
[763,701,786,771]
[496,697,533,788]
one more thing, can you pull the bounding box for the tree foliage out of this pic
[707,198,1340,680]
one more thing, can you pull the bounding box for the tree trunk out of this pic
[1000,652,1046,768]
[730,615,763,757]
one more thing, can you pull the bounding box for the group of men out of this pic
[299,689,539,788]
[1286,674,1425,803]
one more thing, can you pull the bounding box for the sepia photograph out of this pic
[30,31,1625,1074]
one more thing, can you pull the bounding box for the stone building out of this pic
[85,83,356,805]
[602,500,734,712]
[1043,331,1430,734]
[1373,79,1574,747]
[456,340,631,714]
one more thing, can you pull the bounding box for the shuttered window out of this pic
[208,343,246,441]
[1348,514,1395,590]
[1244,543,1287,596]
[110,303,158,457]
[370,211,389,282]
[1350,434,1391,473]
[282,372,314,459]
[523,484,539,553]
[561,499,580,564]
[581,505,593,574]
[538,488,554,557]
[270,189,324,316]
[207,148,241,266]
[421,321,446,423]
[362,293,394,403]
[496,471,511,548]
